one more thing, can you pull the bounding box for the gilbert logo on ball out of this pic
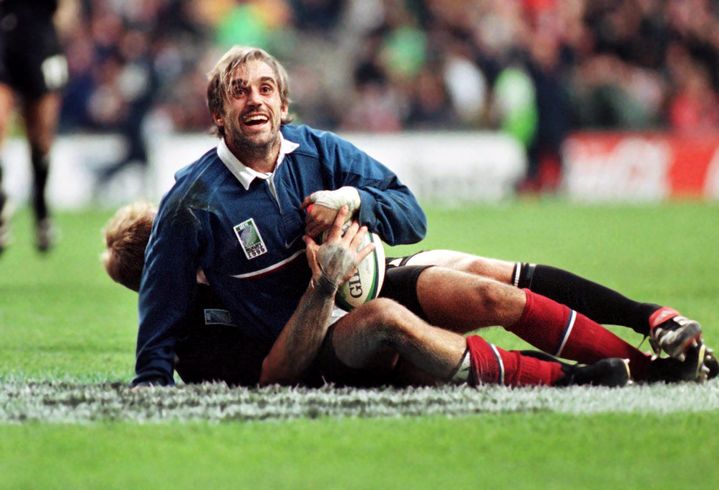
[311,205,385,310]
[334,230,385,310]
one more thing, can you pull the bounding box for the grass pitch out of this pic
[1,201,718,489]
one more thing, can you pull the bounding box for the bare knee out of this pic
[359,298,409,331]
[331,298,414,370]
[356,298,419,344]
[466,278,524,325]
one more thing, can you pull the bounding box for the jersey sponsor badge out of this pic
[234,218,268,259]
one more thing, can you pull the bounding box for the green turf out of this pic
[1,201,718,489]
[1,414,717,489]
[0,209,137,381]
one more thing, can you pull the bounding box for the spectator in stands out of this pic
[523,34,572,194]
[56,0,719,146]
[94,29,160,189]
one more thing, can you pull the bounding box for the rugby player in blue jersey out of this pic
[128,45,713,388]
[134,45,431,387]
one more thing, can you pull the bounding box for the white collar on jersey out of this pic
[216,132,300,191]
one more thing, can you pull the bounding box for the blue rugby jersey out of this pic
[134,124,427,385]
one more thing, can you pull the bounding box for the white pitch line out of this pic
[0,380,718,423]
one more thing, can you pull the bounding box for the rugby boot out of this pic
[556,358,631,387]
[649,307,702,361]
[702,346,718,380]
[35,217,56,253]
[521,351,631,387]
[646,342,706,383]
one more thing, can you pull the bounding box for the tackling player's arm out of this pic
[259,206,374,385]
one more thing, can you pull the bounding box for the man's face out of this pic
[217,59,288,153]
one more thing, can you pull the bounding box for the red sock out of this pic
[466,335,564,386]
[508,290,651,379]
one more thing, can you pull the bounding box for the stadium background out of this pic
[4,0,719,207]
[2,1,719,489]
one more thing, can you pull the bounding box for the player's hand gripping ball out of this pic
[311,205,385,310]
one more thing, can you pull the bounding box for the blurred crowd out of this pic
[56,0,719,188]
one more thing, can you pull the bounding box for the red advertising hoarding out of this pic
[563,132,719,201]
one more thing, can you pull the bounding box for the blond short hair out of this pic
[206,45,293,137]
[102,201,157,292]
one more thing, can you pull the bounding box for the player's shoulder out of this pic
[161,147,226,214]
[172,146,227,191]
[282,124,361,160]
[282,124,353,150]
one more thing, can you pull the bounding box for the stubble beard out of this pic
[225,121,281,167]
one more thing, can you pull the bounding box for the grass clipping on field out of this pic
[1,380,719,423]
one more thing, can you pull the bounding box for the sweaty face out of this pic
[217,59,288,156]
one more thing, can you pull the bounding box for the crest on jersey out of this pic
[233,218,267,259]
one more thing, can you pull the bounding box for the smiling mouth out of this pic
[243,114,269,126]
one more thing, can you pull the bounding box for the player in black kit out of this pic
[0,0,68,252]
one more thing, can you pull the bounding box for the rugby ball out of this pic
[321,227,385,310]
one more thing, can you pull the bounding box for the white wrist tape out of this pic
[309,186,361,215]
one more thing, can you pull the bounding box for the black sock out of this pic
[514,263,660,335]
[31,147,50,222]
